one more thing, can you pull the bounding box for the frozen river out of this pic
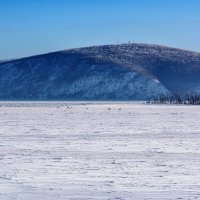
[0,102,200,200]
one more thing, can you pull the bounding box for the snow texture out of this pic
[0,102,200,199]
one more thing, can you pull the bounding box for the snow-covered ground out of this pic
[0,102,200,200]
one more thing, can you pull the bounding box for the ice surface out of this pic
[0,102,200,200]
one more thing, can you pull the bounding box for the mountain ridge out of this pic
[1,43,200,62]
[0,43,200,100]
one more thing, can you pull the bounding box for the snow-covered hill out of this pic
[0,43,200,100]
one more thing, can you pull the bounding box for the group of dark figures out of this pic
[147,93,200,105]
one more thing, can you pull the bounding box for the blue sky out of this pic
[1,0,200,59]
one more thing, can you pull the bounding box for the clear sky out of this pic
[1,0,200,59]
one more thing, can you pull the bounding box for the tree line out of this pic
[147,93,200,105]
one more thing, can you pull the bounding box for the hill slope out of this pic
[0,43,200,100]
